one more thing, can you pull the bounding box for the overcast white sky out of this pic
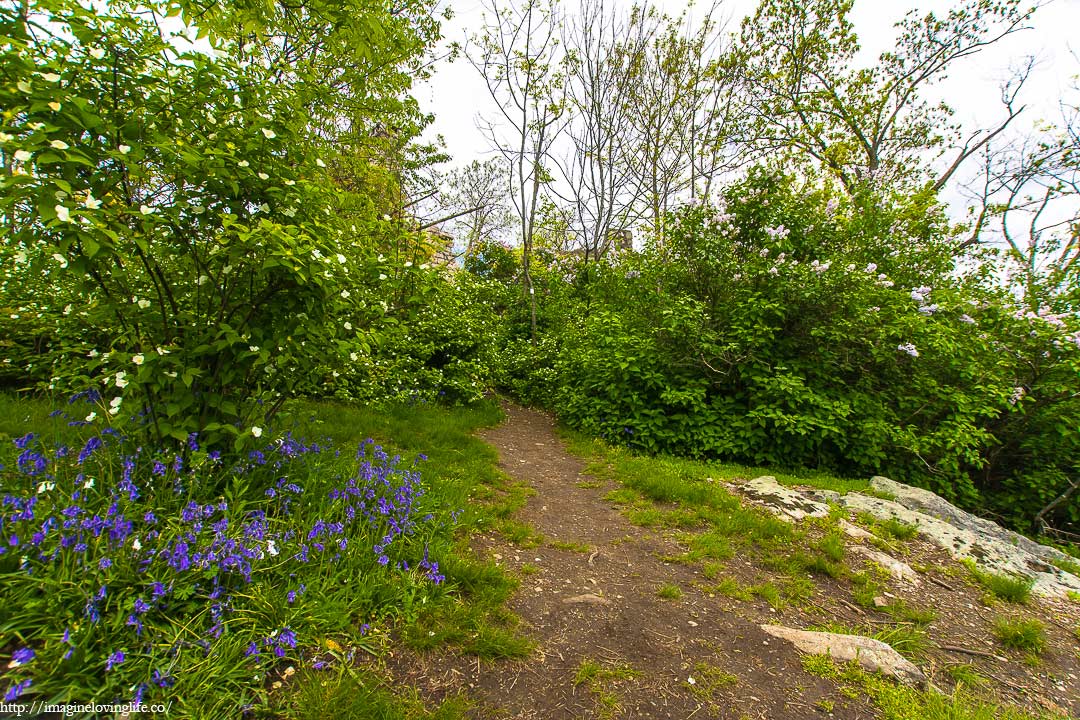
[417,0,1080,209]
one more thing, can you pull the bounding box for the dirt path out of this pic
[390,403,876,719]
[383,402,1080,719]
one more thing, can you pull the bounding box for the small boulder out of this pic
[761,624,925,686]
[850,546,921,586]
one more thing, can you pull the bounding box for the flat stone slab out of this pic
[849,546,920,585]
[743,476,831,520]
[840,490,1080,598]
[740,475,1080,599]
[761,624,926,686]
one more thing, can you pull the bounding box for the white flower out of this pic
[258,172,269,180]
[865,263,877,273]
[89,47,106,60]
[340,289,350,299]
[379,273,387,280]
[41,72,61,82]
[83,476,95,488]
[959,314,975,324]
[85,411,97,422]
[55,205,71,222]
[36,480,55,494]
[316,158,326,167]
[251,426,263,438]
[237,160,249,168]
[267,539,279,557]
[284,179,296,186]
[156,346,170,355]
[420,263,430,270]
[404,261,413,268]
[381,214,391,222]
[109,395,123,408]
[897,343,919,358]
[87,349,99,358]
[137,298,150,309]
[140,204,155,215]
[84,193,101,210]
[349,352,358,361]
[687,677,696,685]
[52,252,68,268]
[332,370,340,378]
[132,537,142,551]
[118,144,131,154]
[132,354,144,366]
[248,345,260,353]
[343,321,353,331]
[1008,386,1025,406]
[261,128,276,139]
[14,149,31,162]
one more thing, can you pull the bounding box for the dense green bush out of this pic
[522,170,1079,533]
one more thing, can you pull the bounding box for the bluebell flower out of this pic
[10,647,34,666]
[106,650,125,670]
[4,679,31,701]
[77,437,102,464]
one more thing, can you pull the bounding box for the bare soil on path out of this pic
[385,402,1080,720]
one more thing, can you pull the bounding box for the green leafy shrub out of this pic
[527,168,1080,534]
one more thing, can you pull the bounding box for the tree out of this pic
[964,58,1080,306]
[438,159,516,253]
[552,0,641,261]
[470,0,567,342]
[619,2,738,242]
[735,0,1034,195]
[0,0,441,444]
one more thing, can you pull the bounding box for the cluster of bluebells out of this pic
[0,415,451,706]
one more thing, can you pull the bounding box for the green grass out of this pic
[281,664,471,720]
[877,518,919,541]
[810,622,930,661]
[946,664,988,688]
[687,661,737,704]
[991,617,1047,654]
[573,659,642,685]
[966,563,1034,604]
[548,539,591,553]
[573,658,642,720]
[1049,555,1080,577]
[801,654,1066,720]
[657,583,683,600]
